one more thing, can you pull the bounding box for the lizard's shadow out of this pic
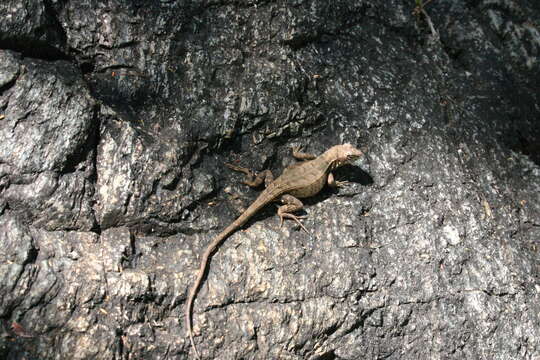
[334,164,373,187]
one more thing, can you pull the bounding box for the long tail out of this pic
[184,188,280,358]
[185,224,235,359]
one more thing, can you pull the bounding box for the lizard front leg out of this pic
[327,172,349,188]
[277,194,308,233]
[291,145,316,161]
[225,163,274,188]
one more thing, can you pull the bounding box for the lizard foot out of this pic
[225,163,254,176]
[334,180,350,187]
[279,213,309,234]
[291,144,303,154]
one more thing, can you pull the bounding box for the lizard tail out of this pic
[185,231,230,359]
[185,188,280,358]
[186,306,201,359]
[185,249,212,360]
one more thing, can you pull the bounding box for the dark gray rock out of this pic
[0,0,539,359]
[0,0,66,57]
[0,50,97,231]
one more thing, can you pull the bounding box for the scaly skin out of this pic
[185,144,363,359]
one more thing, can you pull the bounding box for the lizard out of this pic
[185,143,364,359]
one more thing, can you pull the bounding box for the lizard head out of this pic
[329,143,363,168]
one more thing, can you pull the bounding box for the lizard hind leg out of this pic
[277,194,309,233]
[225,163,274,188]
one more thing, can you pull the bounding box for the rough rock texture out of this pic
[1,0,539,359]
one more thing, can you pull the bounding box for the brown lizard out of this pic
[185,143,363,359]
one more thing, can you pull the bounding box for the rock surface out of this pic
[0,0,539,359]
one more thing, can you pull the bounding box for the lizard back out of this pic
[271,156,331,198]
